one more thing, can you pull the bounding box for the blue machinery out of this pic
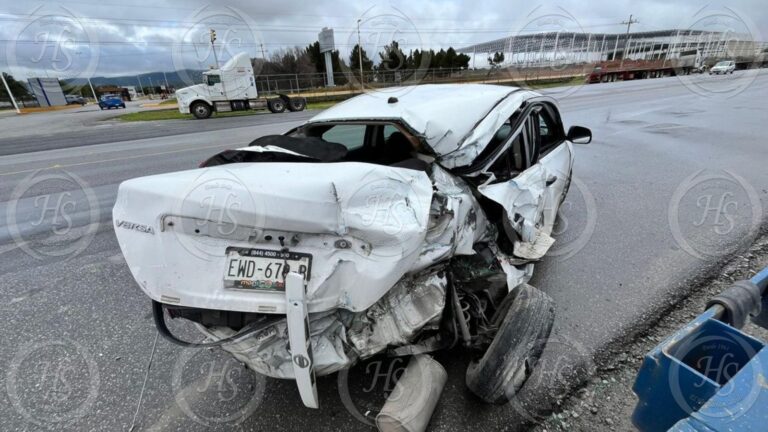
[632,266,768,431]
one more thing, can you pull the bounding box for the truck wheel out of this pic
[466,284,555,404]
[191,102,212,119]
[267,98,286,113]
[287,97,306,112]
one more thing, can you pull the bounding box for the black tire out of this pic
[190,101,212,119]
[121,104,126,108]
[267,98,286,113]
[287,97,306,112]
[466,284,555,404]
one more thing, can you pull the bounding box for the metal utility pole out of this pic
[620,14,639,68]
[357,19,364,90]
[210,29,220,69]
[87,77,97,101]
[210,28,227,98]
[260,43,266,60]
[1,72,21,114]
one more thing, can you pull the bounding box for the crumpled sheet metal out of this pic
[348,270,447,358]
[478,166,556,261]
[192,163,542,378]
[411,165,493,272]
[437,90,537,169]
[114,162,435,314]
[198,311,353,378]
[198,271,447,379]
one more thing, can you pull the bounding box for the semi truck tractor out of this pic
[175,52,307,119]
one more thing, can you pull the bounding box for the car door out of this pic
[533,104,573,237]
[477,102,572,260]
[206,74,225,97]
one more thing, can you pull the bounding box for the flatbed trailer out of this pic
[587,59,699,84]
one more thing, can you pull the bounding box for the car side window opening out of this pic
[206,74,221,85]
[382,124,400,142]
[289,122,426,169]
[487,119,530,181]
[320,124,367,150]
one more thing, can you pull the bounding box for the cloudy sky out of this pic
[0,0,765,79]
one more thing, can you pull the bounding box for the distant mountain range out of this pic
[63,69,205,89]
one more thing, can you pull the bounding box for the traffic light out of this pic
[210,29,216,44]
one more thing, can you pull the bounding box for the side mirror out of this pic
[567,126,592,144]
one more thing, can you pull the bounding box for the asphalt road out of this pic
[0,101,316,156]
[1,71,767,431]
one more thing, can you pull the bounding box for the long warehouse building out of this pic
[458,30,766,66]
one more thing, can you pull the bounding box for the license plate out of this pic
[223,247,312,291]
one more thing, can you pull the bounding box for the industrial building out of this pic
[459,30,767,67]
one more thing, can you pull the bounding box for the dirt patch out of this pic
[533,235,768,432]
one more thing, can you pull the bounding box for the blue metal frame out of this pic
[632,267,768,432]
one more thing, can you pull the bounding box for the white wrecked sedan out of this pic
[113,84,592,408]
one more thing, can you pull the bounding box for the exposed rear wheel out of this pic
[287,97,306,112]
[191,101,212,119]
[466,284,555,404]
[267,98,286,113]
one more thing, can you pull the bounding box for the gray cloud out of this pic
[0,0,765,79]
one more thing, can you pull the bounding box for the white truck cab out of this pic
[176,52,306,119]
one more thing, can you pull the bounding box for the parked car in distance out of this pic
[98,94,126,110]
[709,60,736,75]
[65,95,87,105]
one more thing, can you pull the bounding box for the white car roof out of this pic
[307,84,541,168]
